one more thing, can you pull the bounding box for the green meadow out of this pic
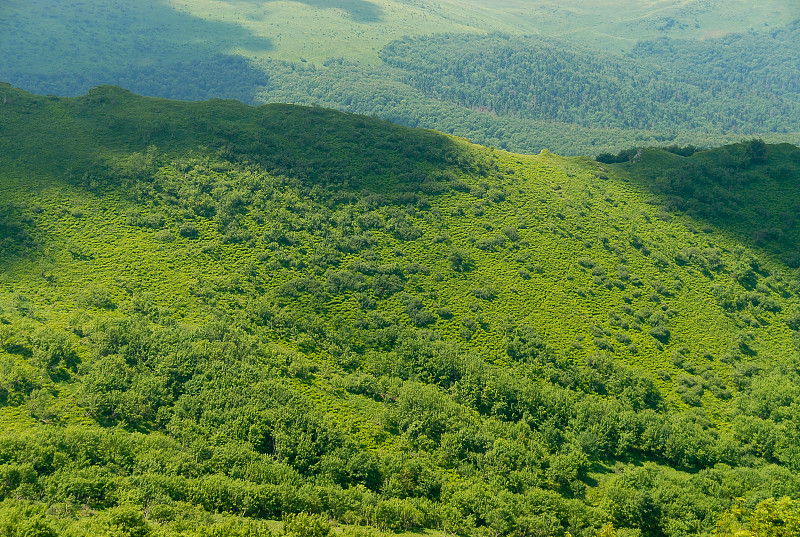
[4,0,795,69]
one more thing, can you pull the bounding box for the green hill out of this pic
[379,29,800,133]
[1,85,800,536]
[4,0,790,69]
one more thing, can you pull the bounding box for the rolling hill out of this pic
[1,84,800,536]
[2,1,800,156]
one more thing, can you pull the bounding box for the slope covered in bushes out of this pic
[1,85,800,536]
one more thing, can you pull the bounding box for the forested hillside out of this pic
[380,29,800,133]
[1,85,800,536]
[2,1,799,156]
[633,21,800,97]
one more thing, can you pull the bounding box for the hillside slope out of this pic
[1,85,800,536]
[3,0,792,69]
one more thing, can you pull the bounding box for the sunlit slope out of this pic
[1,85,800,536]
[2,0,794,71]
[2,83,798,386]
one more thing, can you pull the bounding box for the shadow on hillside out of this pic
[262,0,383,23]
[620,142,800,268]
[6,54,270,105]
[0,204,37,262]
[0,84,486,198]
[0,0,272,103]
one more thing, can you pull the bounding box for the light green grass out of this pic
[2,0,795,73]
[168,0,800,61]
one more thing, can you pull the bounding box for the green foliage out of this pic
[623,142,800,267]
[0,87,800,536]
[597,149,640,165]
[283,512,331,537]
[0,501,57,537]
[381,32,796,132]
[3,4,799,157]
[715,496,800,536]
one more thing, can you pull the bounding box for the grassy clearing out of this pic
[2,0,792,72]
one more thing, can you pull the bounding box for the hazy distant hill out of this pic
[2,1,799,156]
[1,84,800,536]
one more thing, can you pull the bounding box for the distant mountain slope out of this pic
[2,2,800,156]
[1,86,800,536]
[379,30,800,132]
[633,21,800,97]
[3,0,791,70]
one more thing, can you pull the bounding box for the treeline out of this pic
[379,31,800,133]
[253,60,796,157]
[3,56,682,155]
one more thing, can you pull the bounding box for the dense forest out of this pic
[1,85,800,536]
[379,28,800,133]
[633,21,800,99]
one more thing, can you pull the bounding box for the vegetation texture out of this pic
[1,85,800,535]
[2,1,799,156]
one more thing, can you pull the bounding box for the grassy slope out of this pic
[2,0,794,70]
[2,83,797,395]
[2,86,800,535]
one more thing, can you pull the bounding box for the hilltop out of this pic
[1,85,800,536]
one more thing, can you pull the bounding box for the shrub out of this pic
[154,229,175,242]
[283,512,331,537]
[787,312,800,331]
[648,324,670,343]
[79,284,114,309]
[448,249,474,271]
[178,223,200,238]
[470,286,497,301]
